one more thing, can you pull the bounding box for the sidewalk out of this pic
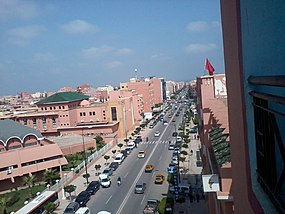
[173,135,208,214]
[54,128,151,214]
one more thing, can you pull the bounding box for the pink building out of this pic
[0,119,67,191]
[120,77,163,116]
[196,74,233,214]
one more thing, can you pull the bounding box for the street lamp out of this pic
[81,129,89,184]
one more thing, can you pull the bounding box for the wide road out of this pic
[87,105,184,214]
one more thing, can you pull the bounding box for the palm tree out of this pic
[0,196,11,214]
[44,169,60,185]
[22,175,36,200]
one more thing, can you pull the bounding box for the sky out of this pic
[0,0,224,96]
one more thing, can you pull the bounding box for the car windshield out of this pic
[102,178,108,182]
[136,184,143,188]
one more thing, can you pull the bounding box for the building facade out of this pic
[220,0,285,213]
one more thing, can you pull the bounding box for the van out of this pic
[99,174,111,188]
[169,183,192,195]
[75,207,90,214]
[114,153,125,164]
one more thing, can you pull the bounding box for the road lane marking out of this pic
[141,195,146,205]
[106,195,112,204]
[115,126,169,214]
[124,172,129,178]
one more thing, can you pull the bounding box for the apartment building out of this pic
[220,0,285,213]
[120,77,164,117]
[0,119,67,191]
[196,74,233,214]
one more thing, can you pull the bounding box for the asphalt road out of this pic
[87,105,184,214]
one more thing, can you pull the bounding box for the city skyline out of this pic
[0,0,224,96]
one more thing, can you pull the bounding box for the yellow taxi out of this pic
[145,164,154,173]
[155,173,165,184]
[137,151,145,158]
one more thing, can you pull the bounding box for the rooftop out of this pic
[36,92,89,105]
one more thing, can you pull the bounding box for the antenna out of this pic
[135,68,138,80]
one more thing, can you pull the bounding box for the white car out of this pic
[99,174,111,188]
[126,141,136,150]
[154,131,160,137]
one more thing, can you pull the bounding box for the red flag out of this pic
[205,58,215,75]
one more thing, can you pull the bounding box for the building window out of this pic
[33,118,37,129]
[93,112,95,115]
[59,106,61,109]
[23,119,27,126]
[83,112,86,116]
[42,117,47,130]
[253,96,285,211]
[62,106,65,109]
[50,107,52,110]
[111,107,117,121]
[52,117,57,128]
[80,112,83,116]
[89,112,92,116]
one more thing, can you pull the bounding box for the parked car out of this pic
[99,174,111,188]
[85,181,100,195]
[134,136,142,143]
[109,162,119,171]
[174,147,180,154]
[64,202,80,214]
[167,163,177,174]
[145,164,154,173]
[168,144,175,150]
[102,168,113,177]
[75,191,91,207]
[169,183,192,195]
[135,183,146,194]
[121,150,128,157]
[154,131,160,137]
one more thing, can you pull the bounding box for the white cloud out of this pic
[0,0,38,21]
[186,21,220,33]
[61,20,100,34]
[105,60,123,69]
[33,53,56,63]
[184,43,217,54]
[7,25,45,46]
[116,48,134,56]
[81,46,134,58]
[82,45,114,58]
[151,53,171,61]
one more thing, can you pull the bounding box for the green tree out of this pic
[22,175,36,199]
[94,164,101,175]
[43,169,60,185]
[124,138,129,145]
[95,136,103,143]
[0,196,11,214]
[87,146,95,154]
[182,143,189,149]
[44,202,56,214]
[104,155,110,164]
[112,150,117,157]
[117,143,123,152]
[64,185,77,201]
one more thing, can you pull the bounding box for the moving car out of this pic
[137,151,145,158]
[143,199,159,214]
[163,121,168,125]
[75,191,91,207]
[145,164,154,173]
[85,181,100,195]
[155,174,165,184]
[154,131,160,137]
[75,207,91,214]
[172,132,178,137]
[134,183,146,194]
